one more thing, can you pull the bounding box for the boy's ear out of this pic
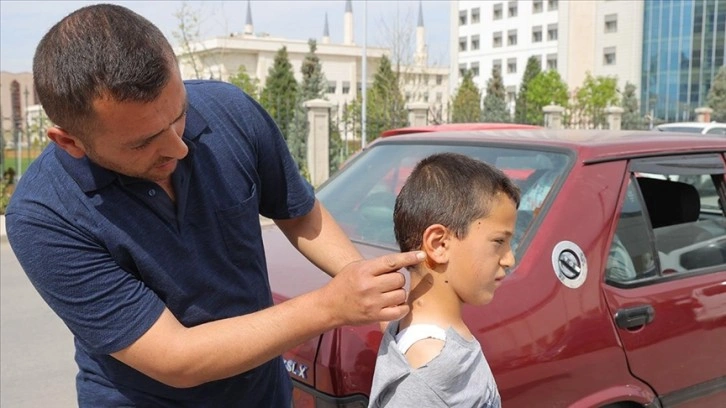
[47,126,88,159]
[422,224,450,266]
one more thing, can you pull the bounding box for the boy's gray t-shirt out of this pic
[369,321,502,408]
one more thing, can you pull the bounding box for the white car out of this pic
[655,121,726,136]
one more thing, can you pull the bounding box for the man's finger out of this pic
[370,251,425,276]
[378,303,411,323]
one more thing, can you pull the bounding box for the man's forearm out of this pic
[113,286,339,388]
[275,199,362,277]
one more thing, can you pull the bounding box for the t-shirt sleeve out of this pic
[375,375,449,408]
[6,209,165,355]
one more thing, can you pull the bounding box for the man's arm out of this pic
[273,199,363,277]
[112,201,423,387]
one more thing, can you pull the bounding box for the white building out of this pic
[177,0,450,125]
[451,0,644,112]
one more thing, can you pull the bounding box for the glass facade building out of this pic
[641,0,725,122]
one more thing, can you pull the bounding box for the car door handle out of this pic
[615,305,655,329]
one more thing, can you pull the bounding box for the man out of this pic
[6,4,422,407]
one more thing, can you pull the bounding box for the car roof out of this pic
[369,128,726,163]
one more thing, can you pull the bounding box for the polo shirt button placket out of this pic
[148,189,156,197]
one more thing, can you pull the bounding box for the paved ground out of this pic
[1,240,77,407]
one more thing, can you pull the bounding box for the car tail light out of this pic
[292,380,368,408]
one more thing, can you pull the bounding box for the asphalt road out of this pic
[1,239,77,407]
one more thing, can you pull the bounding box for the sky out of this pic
[0,0,451,73]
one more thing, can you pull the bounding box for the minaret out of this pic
[343,0,354,45]
[244,0,254,36]
[414,1,428,66]
[322,13,330,44]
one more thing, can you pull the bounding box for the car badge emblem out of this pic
[551,241,588,288]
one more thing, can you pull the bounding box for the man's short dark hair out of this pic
[33,4,177,136]
[393,152,521,253]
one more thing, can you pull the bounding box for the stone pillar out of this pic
[543,104,565,130]
[303,99,332,186]
[406,102,429,127]
[605,106,624,130]
[695,107,713,123]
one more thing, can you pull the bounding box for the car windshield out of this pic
[318,142,572,258]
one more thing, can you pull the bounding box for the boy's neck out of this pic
[400,271,470,338]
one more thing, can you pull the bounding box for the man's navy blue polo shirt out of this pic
[6,80,315,407]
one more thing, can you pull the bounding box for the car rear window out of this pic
[317,142,572,257]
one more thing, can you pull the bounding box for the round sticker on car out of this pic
[551,241,587,288]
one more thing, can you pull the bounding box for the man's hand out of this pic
[319,251,424,326]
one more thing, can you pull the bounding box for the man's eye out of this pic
[132,140,152,150]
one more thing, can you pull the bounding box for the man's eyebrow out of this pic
[126,99,188,147]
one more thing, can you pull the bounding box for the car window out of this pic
[705,126,726,135]
[317,142,572,258]
[606,154,726,284]
[606,179,657,283]
[656,126,703,133]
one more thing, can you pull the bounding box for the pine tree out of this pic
[482,66,510,123]
[288,40,327,178]
[228,65,259,99]
[451,70,482,123]
[366,55,407,142]
[514,56,542,124]
[621,82,644,130]
[707,65,726,122]
[260,47,298,142]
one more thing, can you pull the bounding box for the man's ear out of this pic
[422,224,450,266]
[47,126,87,159]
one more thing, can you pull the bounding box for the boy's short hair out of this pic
[393,152,521,252]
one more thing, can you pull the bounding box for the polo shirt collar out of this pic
[56,103,209,194]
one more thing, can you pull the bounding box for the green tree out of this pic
[524,70,569,126]
[260,46,298,142]
[482,66,510,123]
[572,72,619,128]
[366,55,407,142]
[288,40,327,178]
[451,70,482,123]
[707,65,726,122]
[228,65,259,99]
[620,82,644,130]
[514,56,542,124]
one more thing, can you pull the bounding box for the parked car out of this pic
[655,121,726,136]
[263,126,726,408]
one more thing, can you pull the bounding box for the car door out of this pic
[601,153,726,407]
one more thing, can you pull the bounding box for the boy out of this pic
[369,152,520,407]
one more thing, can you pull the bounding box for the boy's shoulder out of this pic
[404,338,445,369]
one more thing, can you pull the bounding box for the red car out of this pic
[264,126,726,408]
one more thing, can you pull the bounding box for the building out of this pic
[0,71,43,148]
[175,0,450,125]
[641,0,726,122]
[453,0,726,122]
[452,0,560,112]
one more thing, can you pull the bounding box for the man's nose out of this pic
[160,129,188,159]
